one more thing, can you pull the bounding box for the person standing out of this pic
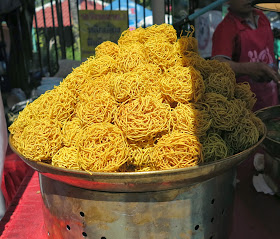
[212,0,280,111]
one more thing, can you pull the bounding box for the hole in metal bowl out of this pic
[101,237,106,239]
[82,232,87,237]
[210,236,214,239]
[66,225,71,230]
[80,211,85,217]
[211,217,214,223]
[211,199,215,204]
[221,209,225,215]
[195,225,199,230]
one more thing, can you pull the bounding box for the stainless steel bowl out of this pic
[255,105,280,156]
[256,105,280,196]
[9,132,265,239]
[9,132,265,193]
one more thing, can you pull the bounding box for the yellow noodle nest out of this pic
[160,65,205,104]
[78,76,111,99]
[151,131,203,170]
[9,23,264,173]
[144,37,178,69]
[118,27,145,45]
[62,117,83,147]
[224,116,259,153]
[131,63,163,97]
[52,146,80,170]
[115,96,172,142]
[116,43,148,72]
[205,73,236,99]
[95,41,120,59]
[77,123,129,173]
[142,23,177,44]
[172,103,211,137]
[202,93,244,131]
[234,82,257,110]
[202,133,228,162]
[180,52,209,77]
[76,90,118,125]
[11,119,62,161]
[9,86,76,136]
[128,145,154,171]
[249,111,266,136]
[109,71,149,102]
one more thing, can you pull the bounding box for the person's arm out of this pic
[214,56,280,84]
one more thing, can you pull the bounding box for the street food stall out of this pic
[0,1,280,239]
[0,22,275,238]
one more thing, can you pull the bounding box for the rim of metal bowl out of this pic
[9,131,266,192]
[255,105,280,144]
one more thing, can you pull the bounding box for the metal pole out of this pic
[67,0,75,59]
[41,0,51,75]
[143,0,146,28]
[50,0,59,66]
[188,0,228,21]
[34,9,43,76]
[151,0,165,25]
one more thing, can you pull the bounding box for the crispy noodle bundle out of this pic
[224,116,259,153]
[115,96,172,142]
[144,37,178,69]
[10,119,62,161]
[202,133,228,162]
[116,43,147,72]
[231,98,249,116]
[109,71,149,102]
[179,51,210,77]
[52,146,80,170]
[129,145,154,171]
[76,90,118,126]
[249,111,266,136]
[9,101,37,140]
[205,73,235,99]
[172,103,211,137]
[10,86,76,135]
[86,55,116,78]
[132,63,163,97]
[118,27,145,45]
[207,60,235,79]
[181,54,235,81]
[78,76,111,99]
[60,68,92,97]
[203,93,243,131]
[176,26,198,54]
[62,117,83,147]
[60,55,116,97]
[160,65,205,103]
[95,41,120,59]
[234,82,257,110]
[77,123,129,172]
[151,131,203,170]
[46,86,77,125]
[141,23,177,44]
[176,36,198,54]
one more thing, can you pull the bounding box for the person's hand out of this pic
[246,62,280,84]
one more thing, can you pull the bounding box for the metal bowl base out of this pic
[40,168,236,239]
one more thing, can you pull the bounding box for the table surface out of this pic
[0,160,280,239]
